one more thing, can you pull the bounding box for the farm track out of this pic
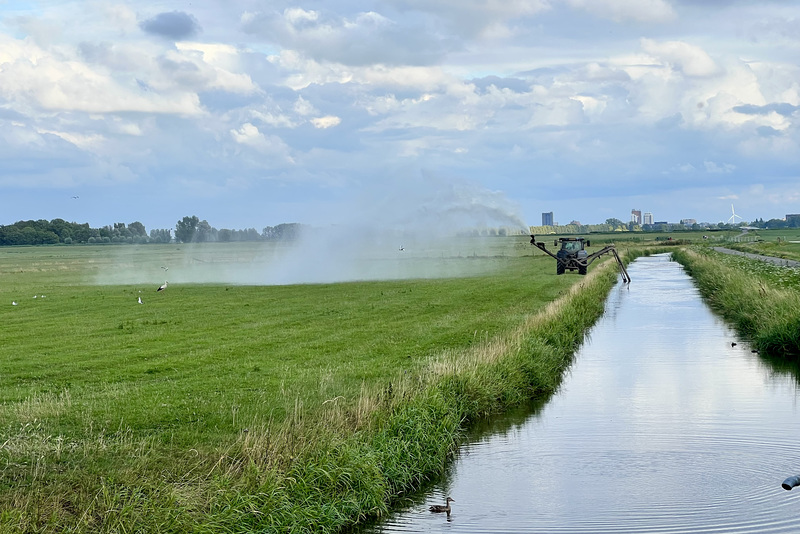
[711,246,800,268]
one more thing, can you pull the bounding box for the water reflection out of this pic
[364,254,800,533]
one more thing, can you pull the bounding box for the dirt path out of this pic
[712,247,800,268]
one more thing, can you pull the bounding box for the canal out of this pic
[364,253,800,533]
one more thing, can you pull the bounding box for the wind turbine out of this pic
[727,204,743,225]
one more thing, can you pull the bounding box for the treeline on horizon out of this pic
[530,216,800,236]
[0,216,307,246]
[2,214,798,247]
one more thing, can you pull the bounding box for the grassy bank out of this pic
[672,247,800,359]
[0,240,623,532]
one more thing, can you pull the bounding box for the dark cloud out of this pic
[733,103,799,116]
[140,11,201,40]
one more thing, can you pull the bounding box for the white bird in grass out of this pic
[157,281,168,292]
[138,296,143,304]
[12,301,17,306]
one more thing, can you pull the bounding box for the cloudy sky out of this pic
[1,0,799,232]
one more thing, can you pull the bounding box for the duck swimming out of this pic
[429,497,455,515]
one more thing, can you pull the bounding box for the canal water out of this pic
[364,253,800,533]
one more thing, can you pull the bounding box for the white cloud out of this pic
[293,96,317,116]
[112,120,144,136]
[0,35,203,115]
[572,95,607,117]
[231,122,264,145]
[311,116,341,129]
[176,42,239,69]
[154,46,258,95]
[640,39,719,77]
[230,123,294,162]
[269,49,455,91]
[284,8,319,25]
[251,109,297,128]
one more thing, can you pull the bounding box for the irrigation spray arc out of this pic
[90,174,532,287]
[256,175,531,285]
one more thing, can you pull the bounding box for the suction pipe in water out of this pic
[782,476,800,490]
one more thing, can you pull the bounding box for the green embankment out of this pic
[0,241,624,532]
[672,247,800,359]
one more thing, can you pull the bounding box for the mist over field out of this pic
[94,175,530,286]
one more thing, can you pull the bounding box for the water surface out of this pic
[365,254,800,533]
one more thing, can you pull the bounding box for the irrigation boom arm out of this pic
[530,236,631,283]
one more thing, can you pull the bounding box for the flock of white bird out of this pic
[12,245,409,307]
[11,295,45,306]
[11,272,169,307]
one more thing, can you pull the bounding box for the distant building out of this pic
[569,220,582,226]
[542,212,554,226]
[643,212,653,225]
[680,218,697,226]
[631,209,642,225]
[787,214,800,227]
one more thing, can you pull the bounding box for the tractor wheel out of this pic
[578,265,587,275]
[556,262,565,275]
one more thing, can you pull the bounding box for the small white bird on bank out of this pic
[157,281,168,292]
[12,301,17,306]
[138,296,143,304]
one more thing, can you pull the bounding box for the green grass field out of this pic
[1,239,568,441]
[2,237,610,532]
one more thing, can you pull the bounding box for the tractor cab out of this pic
[554,237,589,275]
[557,238,588,253]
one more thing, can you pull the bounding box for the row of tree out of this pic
[173,216,306,243]
[3,214,796,247]
[0,217,307,246]
[530,217,800,236]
